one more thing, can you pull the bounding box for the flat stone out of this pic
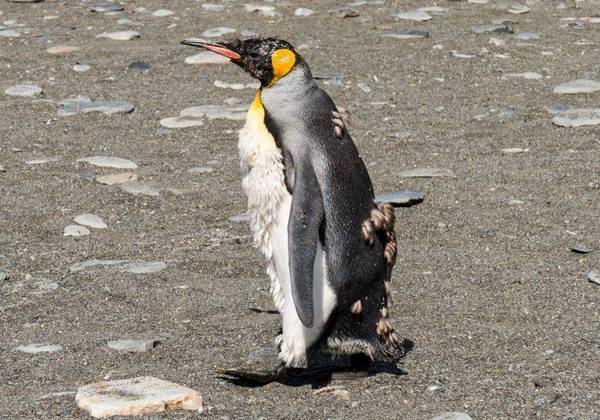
[451,51,476,58]
[432,413,473,420]
[338,8,359,18]
[120,261,167,274]
[295,7,314,16]
[97,31,140,41]
[128,61,150,71]
[59,97,135,116]
[36,279,59,290]
[382,30,429,39]
[63,224,90,237]
[0,271,9,282]
[107,339,161,352]
[0,29,21,37]
[72,64,90,72]
[77,156,138,169]
[25,158,58,165]
[15,343,62,353]
[396,10,432,21]
[587,270,600,285]
[74,214,107,229]
[120,181,160,196]
[375,191,425,207]
[159,117,204,128]
[471,24,512,34]
[502,72,543,80]
[418,6,448,13]
[75,377,202,418]
[185,51,229,65]
[8,0,45,2]
[5,84,43,97]
[507,4,530,14]
[202,4,224,11]
[399,168,456,178]
[70,259,129,272]
[244,5,277,17]
[515,32,540,40]
[502,147,529,154]
[189,166,214,174]
[201,27,236,38]
[70,259,166,274]
[314,385,350,400]
[553,79,600,94]
[46,45,79,54]
[95,172,137,185]
[91,3,123,12]
[552,109,600,128]
[152,9,174,17]
[229,211,250,223]
[179,104,246,121]
[571,244,593,254]
[386,129,417,139]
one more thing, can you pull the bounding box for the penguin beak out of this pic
[180,38,242,61]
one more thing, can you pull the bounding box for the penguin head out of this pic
[181,37,299,87]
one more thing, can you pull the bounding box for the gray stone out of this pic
[229,211,250,223]
[97,31,140,41]
[399,168,456,178]
[338,8,359,18]
[294,7,314,16]
[552,109,600,128]
[36,279,59,290]
[502,148,529,154]
[189,166,214,174]
[107,339,161,352]
[586,270,600,285]
[507,4,530,14]
[546,104,573,114]
[382,30,429,39]
[70,259,166,274]
[63,224,90,237]
[375,191,425,207]
[74,214,107,229]
[91,3,123,12]
[152,9,174,17]
[0,29,21,38]
[46,45,79,54]
[386,129,417,139]
[471,24,512,34]
[553,79,600,94]
[15,343,62,353]
[5,84,43,97]
[515,32,540,40]
[95,172,137,185]
[244,4,277,17]
[313,71,343,80]
[159,117,204,129]
[571,244,593,254]
[25,158,58,165]
[179,104,246,121]
[201,27,236,37]
[202,4,224,11]
[185,51,230,65]
[59,97,134,116]
[120,181,160,196]
[128,61,150,71]
[75,377,202,418]
[72,64,90,72]
[8,0,44,2]
[120,261,166,274]
[77,156,138,169]
[0,271,9,282]
[432,413,473,420]
[502,72,542,80]
[70,259,129,272]
[396,10,432,21]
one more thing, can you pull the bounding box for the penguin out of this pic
[181,37,406,381]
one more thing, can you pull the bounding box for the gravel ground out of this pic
[1,0,599,418]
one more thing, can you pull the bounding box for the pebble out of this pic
[553,79,600,94]
[15,343,63,353]
[586,270,600,285]
[59,97,135,116]
[313,385,350,400]
[128,61,151,71]
[295,7,314,17]
[452,51,476,59]
[571,244,593,254]
[396,10,432,21]
[552,109,600,128]
[63,224,91,237]
[0,271,9,282]
[399,168,456,178]
[432,413,473,420]
[386,129,417,139]
[185,51,230,65]
[4,84,42,97]
[502,72,543,80]
[46,45,79,54]
[70,259,166,274]
[107,339,161,352]
[471,24,512,34]
[338,8,359,18]
[26,158,57,164]
[0,29,21,38]
[95,172,137,185]
[74,213,107,229]
[375,191,425,207]
[77,156,138,169]
[244,5,276,17]
[97,31,140,41]
[76,377,202,418]
[202,4,224,11]
[152,9,174,17]
[72,64,90,72]
[159,117,204,128]
[120,181,160,197]
[382,30,429,39]
[507,4,530,14]
[189,166,214,174]
[36,278,59,290]
[229,211,250,223]
[502,148,529,154]
[357,83,371,93]
[201,27,236,38]
[515,32,540,41]
[91,3,123,12]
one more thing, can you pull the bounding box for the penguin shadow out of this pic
[217,339,414,388]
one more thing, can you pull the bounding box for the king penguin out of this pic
[181,37,406,381]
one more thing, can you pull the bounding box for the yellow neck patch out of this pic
[269,48,296,86]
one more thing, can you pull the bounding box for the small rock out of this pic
[515,32,540,41]
[571,244,593,254]
[502,148,529,154]
[120,261,167,274]
[95,172,137,185]
[295,7,314,17]
[552,109,600,128]
[46,45,79,54]
[74,214,107,229]
[357,83,371,93]
[8,0,45,3]
[314,386,350,400]
[59,97,135,116]
[72,64,90,72]
[159,117,204,129]
[0,29,21,38]
[15,343,62,353]
[36,279,59,290]
[382,30,429,39]
[375,191,425,207]
[471,24,512,34]
[202,4,224,11]
[25,158,57,165]
[229,211,250,223]
[386,129,417,139]
[488,37,506,47]
[244,4,277,17]
[185,51,230,65]
[70,259,166,274]
[399,168,456,178]
[63,224,91,237]
[91,3,123,12]
[70,259,128,272]
[5,84,43,97]
[586,270,600,285]
[107,339,161,352]
[77,156,138,169]
[201,27,236,38]
[75,377,202,418]
[0,271,10,282]
[128,61,151,71]
[97,31,140,41]
[120,181,160,197]
[189,166,214,174]
[451,51,476,59]
[152,9,174,17]
[396,10,432,21]
[507,4,530,14]
[431,413,473,420]
[337,8,359,18]
[553,79,600,94]
[427,385,445,394]
[502,72,543,80]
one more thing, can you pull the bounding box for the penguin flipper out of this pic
[288,159,324,328]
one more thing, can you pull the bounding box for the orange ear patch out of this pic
[270,49,296,85]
